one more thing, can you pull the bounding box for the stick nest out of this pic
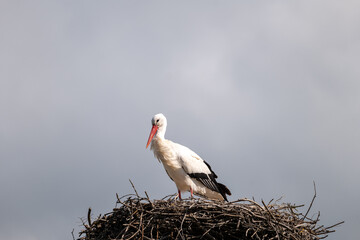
[78,190,342,240]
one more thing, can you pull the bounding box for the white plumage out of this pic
[146,113,231,201]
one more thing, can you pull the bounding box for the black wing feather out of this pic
[187,172,220,193]
[203,160,218,178]
[181,155,231,201]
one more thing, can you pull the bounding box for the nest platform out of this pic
[78,188,342,240]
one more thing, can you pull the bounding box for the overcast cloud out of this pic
[0,1,359,239]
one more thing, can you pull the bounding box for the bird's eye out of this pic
[156,119,160,123]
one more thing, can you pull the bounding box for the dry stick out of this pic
[176,213,187,239]
[324,221,345,230]
[129,179,145,212]
[229,198,258,204]
[200,225,215,239]
[127,212,144,240]
[142,216,154,234]
[87,208,92,227]
[250,202,294,236]
[127,226,141,240]
[303,181,317,220]
[145,191,154,209]
[116,193,121,204]
[120,223,131,239]
[267,221,280,240]
[245,228,251,237]
[71,229,75,240]
[150,225,154,239]
[244,198,264,209]
[156,223,159,239]
[144,191,150,201]
[261,200,276,221]
[129,179,140,198]
[251,229,261,240]
[116,193,134,209]
[142,218,145,240]
[288,232,301,240]
[79,217,89,231]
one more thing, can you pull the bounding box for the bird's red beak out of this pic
[146,125,158,148]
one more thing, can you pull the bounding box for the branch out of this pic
[87,208,92,227]
[303,181,317,220]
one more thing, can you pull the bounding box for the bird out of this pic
[146,113,231,201]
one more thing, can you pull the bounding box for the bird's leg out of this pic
[190,188,193,199]
[178,190,182,200]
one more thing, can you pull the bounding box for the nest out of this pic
[78,183,342,240]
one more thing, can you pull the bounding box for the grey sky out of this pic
[1,1,359,239]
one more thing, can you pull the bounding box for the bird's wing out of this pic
[174,143,220,193]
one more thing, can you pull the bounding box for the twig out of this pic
[87,208,92,227]
[145,191,154,208]
[176,213,187,239]
[303,181,317,220]
[129,179,140,198]
[261,199,276,220]
[325,221,345,230]
[71,228,75,240]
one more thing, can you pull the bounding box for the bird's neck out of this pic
[155,125,166,140]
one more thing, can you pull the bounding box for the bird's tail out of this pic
[217,183,231,201]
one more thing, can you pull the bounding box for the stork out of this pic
[146,113,231,201]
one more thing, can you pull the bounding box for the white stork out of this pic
[146,113,231,201]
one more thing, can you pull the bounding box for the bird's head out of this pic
[146,113,167,148]
[151,113,167,128]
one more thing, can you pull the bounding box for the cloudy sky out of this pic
[1,1,359,239]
